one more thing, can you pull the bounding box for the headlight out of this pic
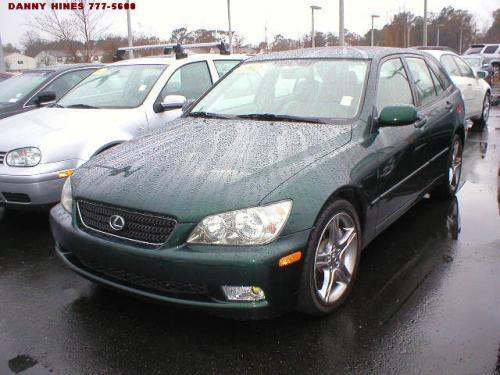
[61,177,73,213]
[187,200,293,246]
[6,147,41,167]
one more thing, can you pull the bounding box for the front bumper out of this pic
[50,204,311,319]
[0,161,80,207]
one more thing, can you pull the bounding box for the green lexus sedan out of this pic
[50,47,465,318]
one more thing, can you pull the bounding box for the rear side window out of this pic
[406,57,437,106]
[440,55,460,76]
[453,56,474,78]
[376,58,414,114]
[214,60,241,78]
[483,45,499,54]
[160,61,213,101]
[429,68,444,96]
[427,57,452,89]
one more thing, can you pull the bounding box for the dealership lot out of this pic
[0,108,498,374]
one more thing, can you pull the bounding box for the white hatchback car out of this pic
[422,48,491,126]
[0,44,247,208]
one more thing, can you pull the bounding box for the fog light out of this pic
[221,286,266,302]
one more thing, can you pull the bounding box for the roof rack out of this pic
[113,42,230,61]
[414,46,457,53]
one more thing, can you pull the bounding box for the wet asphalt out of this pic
[0,109,499,375]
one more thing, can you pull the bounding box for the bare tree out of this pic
[29,0,108,62]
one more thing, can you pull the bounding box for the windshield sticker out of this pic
[138,84,147,92]
[340,96,353,106]
[92,68,108,76]
[237,64,265,74]
[8,98,18,103]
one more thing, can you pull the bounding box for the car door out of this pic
[418,57,457,183]
[147,61,214,129]
[453,55,484,118]
[440,54,475,118]
[372,56,430,230]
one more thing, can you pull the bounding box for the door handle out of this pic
[467,83,473,86]
[414,118,427,129]
[445,101,453,110]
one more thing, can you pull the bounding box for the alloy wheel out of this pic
[313,212,359,305]
[448,138,462,192]
[483,95,490,122]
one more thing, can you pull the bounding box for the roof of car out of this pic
[248,46,426,62]
[420,49,458,59]
[23,63,103,74]
[110,53,249,66]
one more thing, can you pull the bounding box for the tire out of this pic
[472,93,490,128]
[431,134,463,199]
[297,199,361,316]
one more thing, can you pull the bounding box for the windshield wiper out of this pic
[189,111,234,119]
[236,113,326,124]
[51,103,65,108]
[66,104,99,109]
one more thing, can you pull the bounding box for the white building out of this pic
[35,50,73,66]
[4,53,36,71]
[35,49,106,66]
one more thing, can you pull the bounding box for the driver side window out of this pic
[159,62,212,101]
[376,58,414,114]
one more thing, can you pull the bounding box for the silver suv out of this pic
[0,43,247,208]
[464,44,500,68]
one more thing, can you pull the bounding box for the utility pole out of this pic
[0,32,5,73]
[459,27,463,54]
[227,0,233,53]
[407,23,411,47]
[371,15,380,47]
[423,0,428,46]
[126,0,134,58]
[311,5,322,48]
[339,0,345,46]
[436,24,443,46]
[264,20,269,52]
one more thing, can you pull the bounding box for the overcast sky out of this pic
[0,0,498,48]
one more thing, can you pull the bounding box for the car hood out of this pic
[0,107,143,161]
[73,117,351,222]
[0,102,21,119]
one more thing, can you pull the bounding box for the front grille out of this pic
[2,192,31,203]
[0,152,5,165]
[77,255,209,298]
[77,200,177,247]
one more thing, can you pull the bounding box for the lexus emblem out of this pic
[109,215,125,231]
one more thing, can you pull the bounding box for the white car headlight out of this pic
[61,177,73,213]
[6,147,42,167]
[187,200,293,246]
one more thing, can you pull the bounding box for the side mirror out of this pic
[476,70,487,79]
[378,105,418,127]
[34,91,56,106]
[154,95,186,113]
[182,98,196,112]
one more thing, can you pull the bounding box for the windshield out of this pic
[0,71,51,104]
[58,65,166,109]
[191,59,368,121]
[462,57,481,67]
[465,46,483,55]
